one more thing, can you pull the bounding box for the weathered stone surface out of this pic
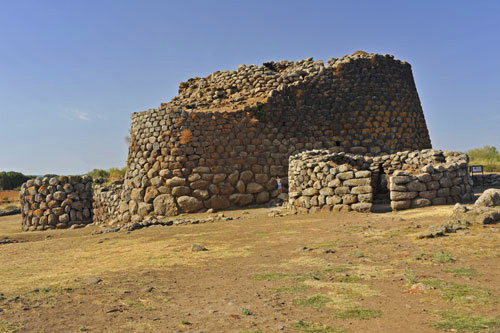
[137,202,153,216]
[390,191,418,201]
[205,195,230,210]
[303,188,319,196]
[153,194,178,216]
[475,189,500,207]
[391,200,411,210]
[228,171,239,186]
[177,196,203,213]
[190,180,210,190]
[350,186,371,194]
[131,188,145,201]
[172,186,191,197]
[246,182,264,194]
[144,187,159,203]
[192,189,210,200]
[240,170,253,182]
[166,177,186,187]
[352,202,372,212]
[391,176,412,184]
[218,183,235,195]
[53,191,66,201]
[337,171,354,180]
[344,178,370,186]
[406,180,427,192]
[411,198,431,208]
[319,188,334,196]
[213,173,226,184]
[256,191,270,204]
[229,193,254,206]
[236,180,246,193]
[59,213,69,223]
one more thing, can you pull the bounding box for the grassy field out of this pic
[0,204,499,332]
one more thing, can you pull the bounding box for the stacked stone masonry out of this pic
[288,149,474,212]
[20,176,93,231]
[119,51,432,221]
[92,180,124,225]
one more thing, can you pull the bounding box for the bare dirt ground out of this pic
[0,202,499,333]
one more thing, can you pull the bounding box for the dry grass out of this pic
[0,204,499,332]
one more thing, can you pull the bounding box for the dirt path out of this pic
[0,205,499,332]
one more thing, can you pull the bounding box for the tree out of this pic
[0,171,31,190]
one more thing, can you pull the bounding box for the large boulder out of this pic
[153,194,178,216]
[475,189,500,207]
[229,193,254,206]
[177,196,203,213]
[205,195,230,210]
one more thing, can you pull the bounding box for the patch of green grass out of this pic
[241,307,253,316]
[332,307,381,320]
[323,266,351,274]
[79,325,88,332]
[422,279,498,305]
[180,320,192,326]
[293,295,331,309]
[434,311,500,332]
[444,268,478,277]
[292,320,344,333]
[403,272,419,285]
[331,275,363,283]
[433,251,455,263]
[353,250,365,258]
[251,273,291,280]
[0,319,23,333]
[273,285,310,294]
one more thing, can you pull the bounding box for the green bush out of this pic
[468,146,500,172]
[0,171,33,190]
[86,167,126,183]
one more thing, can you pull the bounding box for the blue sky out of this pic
[1,0,499,175]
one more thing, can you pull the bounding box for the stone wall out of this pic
[119,51,432,221]
[92,180,123,225]
[471,174,500,188]
[288,150,373,213]
[288,149,473,212]
[20,176,93,231]
[389,153,474,210]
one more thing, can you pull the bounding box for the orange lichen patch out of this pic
[33,209,43,217]
[353,50,369,56]
[249,117,259,125]
[180,129,192,144]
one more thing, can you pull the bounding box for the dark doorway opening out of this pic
[372,166,391,213]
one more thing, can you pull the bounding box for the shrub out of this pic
[0,171,32,190]
[468,146,500,172]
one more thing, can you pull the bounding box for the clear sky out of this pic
[1,0,499,175]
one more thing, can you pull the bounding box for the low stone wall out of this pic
[288,150,373,213]
[390,163,474,210]
[92,180,123,225]
[288,149,473,213]
[471,174,500,188]
[20,176,93,231]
